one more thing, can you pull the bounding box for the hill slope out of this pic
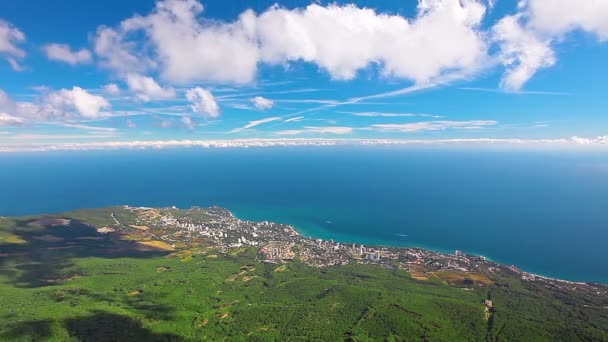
[0,206,606,341]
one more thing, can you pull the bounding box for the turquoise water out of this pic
[0,147,607,283]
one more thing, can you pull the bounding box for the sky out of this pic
[0,0,607,152]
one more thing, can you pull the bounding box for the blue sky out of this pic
[0,0,607,151]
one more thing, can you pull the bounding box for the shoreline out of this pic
[228,207,608,286]
[3,204,606,286]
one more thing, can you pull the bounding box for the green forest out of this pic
[0,210,607,341]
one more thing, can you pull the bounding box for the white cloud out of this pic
[284,116,304,123]
[493,0,608,91]
[181,116,196,130]
[371,120,497,132]
[276,126,353,135]
[93,25,154,75]
[0,112,25,125]
[1,133,117,142]
[0,87,110,122]
[43,43,92,65]
[493,15,555,91]
[0,20,26,68]
[186,87,220,118]
[103,83,121,95]
[251,96,274,110]
[56,123,117,132]
[258,1,488,83]
[230,116,282,133]
[525,0,608,40]
[93,0,489,86]
[6,57,25,71]
[44,87,111,119]
[126,73,175,102]
[100,0,259,84]
[343,111,417,117]
[3,136,608,153]
[570,136,608,145]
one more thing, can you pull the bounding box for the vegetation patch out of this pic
[32,234,65,243]
[0,207,605,341]
[0,231,27,245]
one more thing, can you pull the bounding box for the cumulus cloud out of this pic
[126,73,175,102]
[493,0,608,91]
[493,15,555,91]
[93,25,155,75]
[257,1,488,83]
[186,87,220,118]
[96,0,258,84]
[251,96,274,110]
[103,83,121,95]
[92,0,489,86]
[525,0,608,39]
[371,120,497,132]
[181,116,196,130]
[43,43,92,65]
[0,20,26,69]
[0,87,111,122]
[276,126,353,135]
[43,87,111,119]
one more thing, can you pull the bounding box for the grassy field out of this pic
[0,210,607,341]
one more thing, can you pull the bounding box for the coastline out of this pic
[3,203,606,286]
[228,207,607,286]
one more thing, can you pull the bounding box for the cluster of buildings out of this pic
[119,205,608,297]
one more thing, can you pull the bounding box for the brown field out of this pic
[274,265,288,272]
[406,263,432,281]
[429,271,494,286]
[96,227,115,233]
[137,240,175,251]
[129,225,150,231]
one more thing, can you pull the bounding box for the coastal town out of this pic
[111,205,607,297]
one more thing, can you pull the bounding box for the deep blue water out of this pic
[0,147,607,283]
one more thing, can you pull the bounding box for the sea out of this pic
[0,146,607,283]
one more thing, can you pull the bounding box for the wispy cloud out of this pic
[53,123,117,132]
[340,111,443,118]
[2,133,117,141]
[229,117,283,133]
[276,126,353,135]
[371,120,498,132]
[281,84,433,120]
[459,87,570,96]
[284,116,305,123]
